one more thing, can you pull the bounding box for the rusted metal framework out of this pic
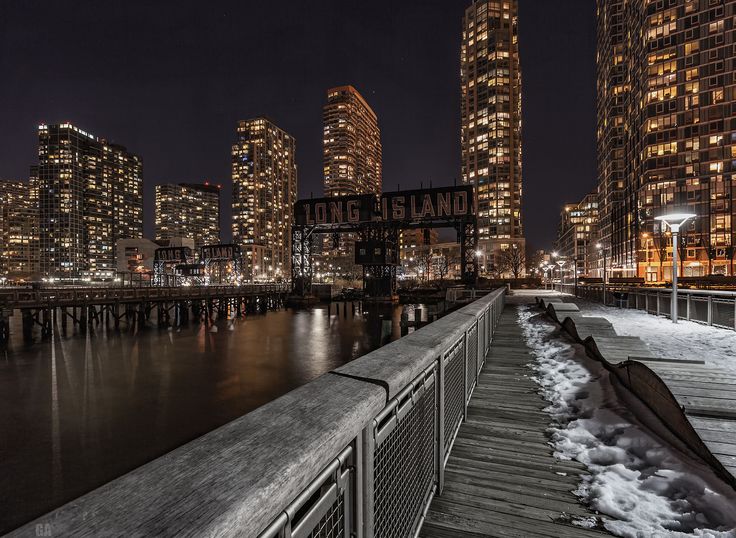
[291,186,478,298]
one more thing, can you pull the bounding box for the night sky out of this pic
[0,0,596,250]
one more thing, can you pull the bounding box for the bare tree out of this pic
[415,250,433,283]
[526,249,545,275]
[434,253,452,283]
[497,245,525,279]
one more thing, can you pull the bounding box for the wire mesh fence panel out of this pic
[373,374,436,538]
[712,299,735,329]
[262,446,354,538]
[305,494,345,538]
[646,293,657,314]
[443,338,465,454]
[690,297,709,323]
[659,294,671,317]
[466,322,478,401]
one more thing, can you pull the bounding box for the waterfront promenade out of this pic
[422,303,610,537]
[8,288,736,536]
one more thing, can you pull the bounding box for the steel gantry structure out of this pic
[291,186,478,298]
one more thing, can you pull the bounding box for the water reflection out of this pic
[0,302,410,533]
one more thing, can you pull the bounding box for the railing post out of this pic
[707,295,713,326]
[462,331,468,420]
[354,434,364,538]
[656,291,661,317]
[437,353,446,494]
[361,426,374,538]
[686,293,691,321]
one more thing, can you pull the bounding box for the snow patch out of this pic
[575,300,736,374]
[518,306,736,537]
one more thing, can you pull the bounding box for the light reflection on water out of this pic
[0,301,420,534]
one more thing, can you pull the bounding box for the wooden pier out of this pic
[0,284,288,344]
[421,305,610,537]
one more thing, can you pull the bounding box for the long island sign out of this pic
[294,185,473,227]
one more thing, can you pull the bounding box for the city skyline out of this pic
[0,0,596,250]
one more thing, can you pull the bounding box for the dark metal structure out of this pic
[291,186,478,298]
[153,247,193,287]
[200,243,244,284]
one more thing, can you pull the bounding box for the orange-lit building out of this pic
[596,0,736,280]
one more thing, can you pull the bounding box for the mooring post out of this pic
[79,306,87,334]
[22,309,33,341]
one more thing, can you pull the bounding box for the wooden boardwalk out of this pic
[421,305,610,537]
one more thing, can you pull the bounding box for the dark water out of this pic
[0,302,419,533]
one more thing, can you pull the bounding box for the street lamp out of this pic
[556,259,565,290]
[596,243,607,304]
[654,212,696,323]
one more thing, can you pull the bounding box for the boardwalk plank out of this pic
[420,305,610,537]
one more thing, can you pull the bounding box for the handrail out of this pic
[564,283,736,298]
[555,283,736,330]
[9,288,506,538]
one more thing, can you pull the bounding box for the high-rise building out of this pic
[595,0,629,276]
[0,174,39,279]
[554,192,599,277]
[596,0,736,279]
[155,182,221,249]
[322,86,382,274]
[37,123,143,279]
[232,118,297,280]
[461,0,524,274]
[323,85,382,198]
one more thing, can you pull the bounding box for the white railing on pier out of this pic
[555,283,736,331]
[9,288,506,538]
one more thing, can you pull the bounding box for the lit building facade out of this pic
[37,123,143,279]
[323,85,382,198]
[461,0,525,273]
[555,192,599,277]
[232,118,297,280]
[155,182,221,249]
[399,228,439,264]
[0,174,39,279]
[596,0,736,279]
[322,85,382,274]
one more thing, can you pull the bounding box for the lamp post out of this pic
[596,243,607,304]
[556,260,565,291]
[654,212,696,323]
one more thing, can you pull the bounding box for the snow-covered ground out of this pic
[576,299,736,374]
[518,305,736,537]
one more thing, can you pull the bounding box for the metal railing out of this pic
[12,288,505,538]
[555,283,736,331]
[263,288,505,538]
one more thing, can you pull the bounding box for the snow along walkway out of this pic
[518,304,736,537]
[567,298,736,479]
[420,304,613,538]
